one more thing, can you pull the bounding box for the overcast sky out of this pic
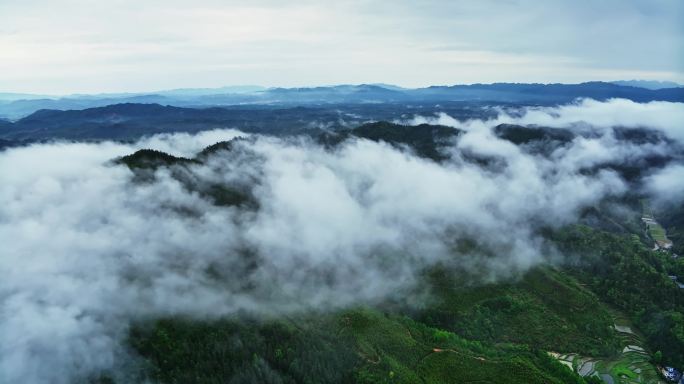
[1,0,682,94]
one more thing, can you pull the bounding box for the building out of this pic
[662,366,682,382]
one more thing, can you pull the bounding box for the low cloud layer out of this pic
[644,164,684,205]
[1,99,683,383]
[408,98,684,141]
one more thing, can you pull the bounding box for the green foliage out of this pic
[657,202,684,254]
[325,121,462,161]
[129,316,359,384]
[204,184,254,207]
[196,139,242,158]
[653,350,662,364]
[585,376,604,384]
[117,145,256,208]
[117,149,194,170]
[552,225,684,368]
[432,329,451,343]
[610,362,638,379]
[419,266,619,357]
[343,308,590,384]
[129,308,592,383]
[494,124,574,145]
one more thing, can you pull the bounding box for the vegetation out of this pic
[117,149,195,170]
[120,221,684,382]
[127,308,593,384]
[552,225,684,368]
[348,122,462,161]
[128,315,359,384]
[657,202,684,255]
[117,142,256,208]
[641,199,671,246]
[493,124,574,145]
[419,267,620,357]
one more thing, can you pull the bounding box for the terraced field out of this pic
[550,312,664,384]
[641,200,673,249]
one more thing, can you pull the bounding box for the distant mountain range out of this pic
[0,101,482,142]
[610,80,682,90]
[0,81,682,120]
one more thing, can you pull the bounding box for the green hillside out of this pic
[116,222,684,383]
[420,267,620,357]
[126,307,589,384]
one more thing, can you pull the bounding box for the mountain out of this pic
[611,80,682,90]
[412,82,684,103]
[263,82,684,104]
[369,83,407,91]
[110,136,684,383]
[265,84,410,103]
[0,139,15,149]
[155,85,266,96]
[0,103,357,140]
[0,101,500,141]
[493,124,576,145]
[1,82,682,120]
[320,121,463,161]
[0,92,55,101]
[0,95,176,120]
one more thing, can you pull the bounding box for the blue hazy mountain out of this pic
[154,85,267,96]
[0,101,492,141]
[1,81,682,120]
[0,92,53,101]
[611,80,682,89]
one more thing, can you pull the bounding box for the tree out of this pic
[653,350,663,364]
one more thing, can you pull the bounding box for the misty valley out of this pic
[4,0,684,382]
[1,88,684,384]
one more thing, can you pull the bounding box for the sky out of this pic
[0,0,682,94]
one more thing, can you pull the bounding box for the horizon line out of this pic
[2,79,683,98]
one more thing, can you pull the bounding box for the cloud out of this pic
[502,99,684,141]
[134,128,245,157]
[407,98,684,143]
[644,164,684,205]
[1,99,682,382]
